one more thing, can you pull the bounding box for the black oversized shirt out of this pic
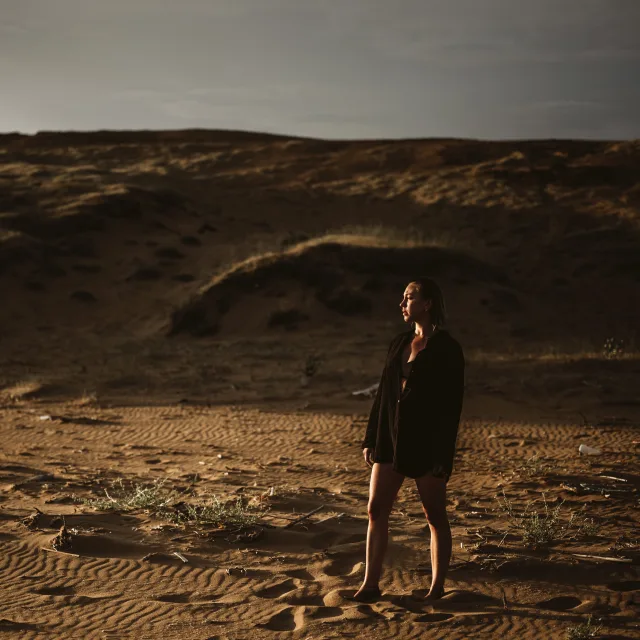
[361,329,465,479]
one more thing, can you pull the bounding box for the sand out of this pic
[0,404,638,639]
[0,131,638,638]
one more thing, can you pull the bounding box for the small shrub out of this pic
[171,495,260,528]
[76,478,262,531]
[77,390,99,407]
[518,453,554,478]
[496,490,600,549]
[566,614,603,639]
[78,478,178,515]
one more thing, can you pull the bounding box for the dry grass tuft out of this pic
[496,489,600,549]
[206,224,460,292]
[516,453,555,478]
[76,478,262,529]
[77,478,178,514]
[565,614,603,639]
[75,389,99,407]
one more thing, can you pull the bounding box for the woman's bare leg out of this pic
[415,474,451,597]
[355,462,405,596]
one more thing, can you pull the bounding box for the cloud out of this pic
[0,23,29,35]
[113,89,170,101]
[317,0,640,67]
[508,96,639,139]
[524,100,608,111]
[2,0,639,139]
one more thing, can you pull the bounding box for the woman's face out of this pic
[399,283,431,323]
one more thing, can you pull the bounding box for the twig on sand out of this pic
[41,547,80,558]
[315,512,345,525]
[572,553,632,563]
[282,505,324,529]
[173,551,188,563]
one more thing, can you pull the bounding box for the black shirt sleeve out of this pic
[361,335,400,450]
[431,341,465,475]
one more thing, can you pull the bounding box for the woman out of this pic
[353,277,464,603]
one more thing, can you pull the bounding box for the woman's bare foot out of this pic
[349,584,382,602]
[424,585,445,601]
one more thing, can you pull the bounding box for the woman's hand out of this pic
[363,447,375,468]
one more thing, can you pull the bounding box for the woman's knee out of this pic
[367,500,392,522]
[422,505,448,527]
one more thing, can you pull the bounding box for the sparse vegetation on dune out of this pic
[565,614,604,639]
[515,452,555,478]
[168,230,506,337]
[206,225,467,291]
[223,225,456,264]
[76,477,263,529]
[77,478,178,513]
[496,489,600,549]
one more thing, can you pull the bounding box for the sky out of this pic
[2,0,639,140]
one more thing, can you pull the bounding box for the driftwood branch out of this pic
[282,505,324,529]
[572,553,632,563]
[315,512,345,525]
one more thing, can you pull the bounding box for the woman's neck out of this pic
[413,322,438,339]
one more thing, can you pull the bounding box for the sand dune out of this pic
[168,235,508,337]
[0,130,638,638]
[1,132,638,411]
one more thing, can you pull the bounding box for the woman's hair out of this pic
[409,277,447,327]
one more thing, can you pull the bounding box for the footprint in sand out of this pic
[82,591,122,601]
[536,595,582,611]
[255,579,297,599]
[306,605,343,619]
[153,592,221,605]
[415,612,455,623]
[572,600,620,615]
[33,585,122,607]
[277,590,324,606]
[283,568,314,581]
[33,585,76,596]
[439,590,500,605]
[258,606,304,632]
[309,530,366,550]
[323,556,364,577]
[606,580,639,592]
[309,530,341,549]
[0,619,39,631]
[154,593,193,603]
[322,588,383,612]
[402,589,499,611]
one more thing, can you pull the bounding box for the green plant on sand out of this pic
[76,478,261,529]
[495,489,600,549]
